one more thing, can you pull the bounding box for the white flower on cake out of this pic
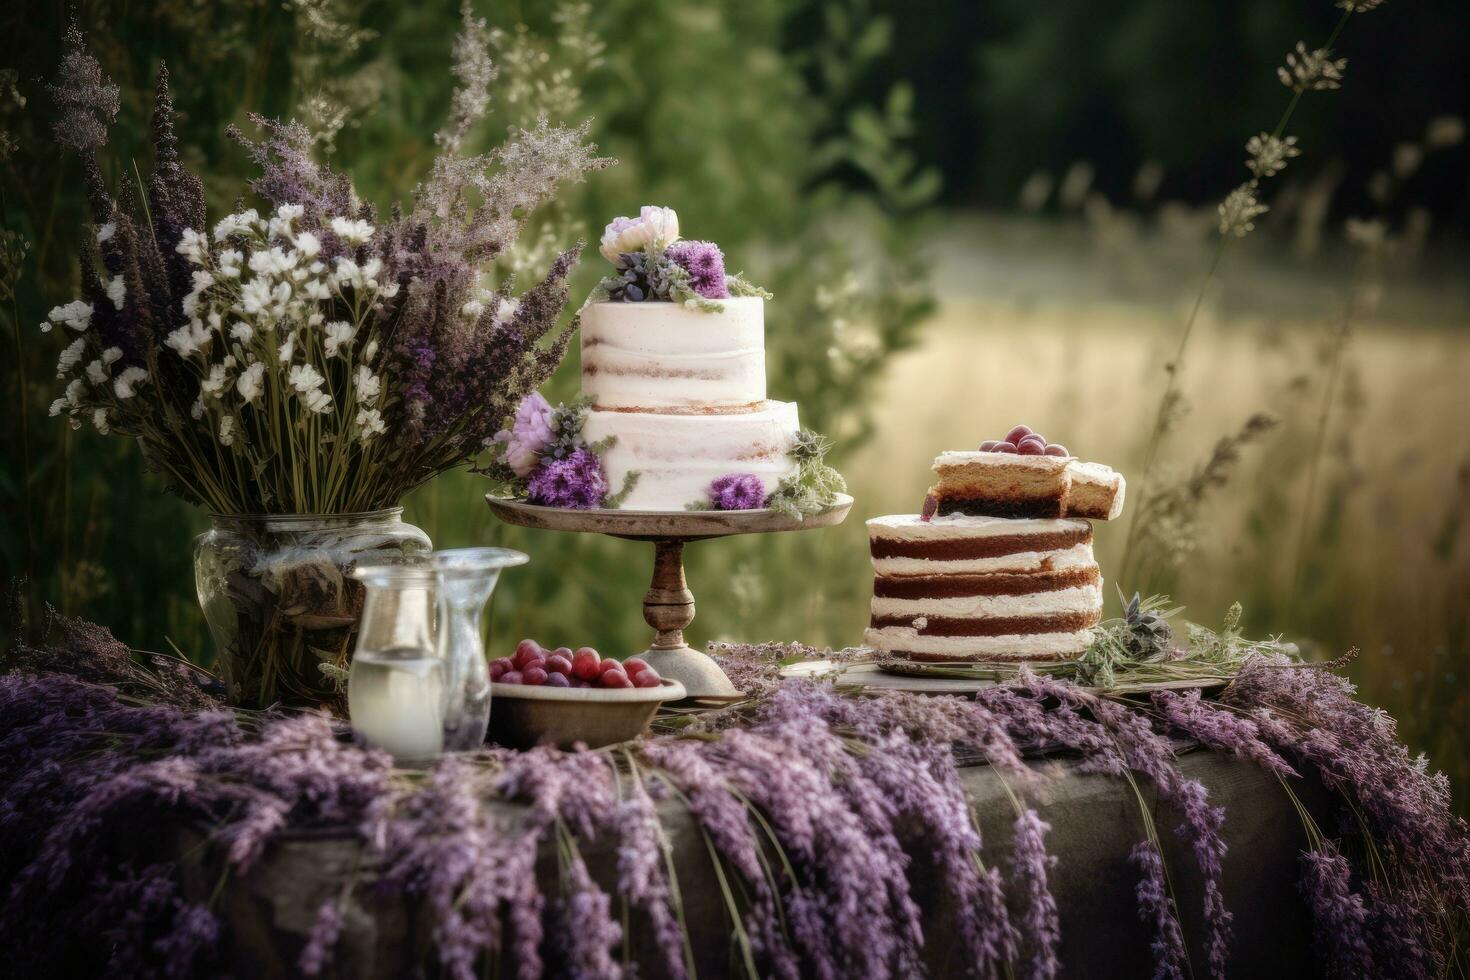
[599,205,680,262]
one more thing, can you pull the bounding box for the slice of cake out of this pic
[926,425,1126,521]
[865,514,1103,662]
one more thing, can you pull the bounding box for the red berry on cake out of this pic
[1017,435,1048,455]
[1044,443,1069,457]
[979,439,1000,452]
[993,441,1018,453]
[920,491,939,523]
[1004,425,1032,445]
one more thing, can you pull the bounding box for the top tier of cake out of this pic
[581,297,766,413]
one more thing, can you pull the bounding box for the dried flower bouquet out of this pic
[39,12,610,708]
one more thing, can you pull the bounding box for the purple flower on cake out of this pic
[708,473,766,510]
[493,392,555,477]
[528,448,609,509]
[665,240,729,299]
[599,206,681,263]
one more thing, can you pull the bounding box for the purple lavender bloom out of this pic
[708,472,765,510]
[665,240,729,299]
[527,448,608,509]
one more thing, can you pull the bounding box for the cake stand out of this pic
[485,494,853,700]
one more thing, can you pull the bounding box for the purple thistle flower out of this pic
[708,472,765,510]
[665,240,729,299]
[526,447,609,509]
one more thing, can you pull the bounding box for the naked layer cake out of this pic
[864,514,1103,661]
[869,425,1123,663]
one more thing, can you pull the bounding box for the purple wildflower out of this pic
[1129,841,1188,980]
[299,901,344,976]
[1012,810,1061,979]
[665,240,729,299]
[1299,844,1376,978]
[526,447,608,509]
[493,391,555,477]
[707,472,765,510]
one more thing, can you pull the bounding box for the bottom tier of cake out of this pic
[581,401,801,511]
[864,514,1104,662]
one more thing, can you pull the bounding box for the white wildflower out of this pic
[332,257,363,290]
[248,246,297,278]
[201,360,235,398]
[461,299,485,320]
[353,364,381,401]
[1219,183,1269,237]
[48,397,69,417]
[355,407,386,441]
[85,359,108,385]
[56,337,86,378]
[176,228,210,265]
[92,408,110,435]
[330,217,375,245]
[64,378,86,407]
[324,320,356,357]
[288,362,326,394]
[96,222,116,244]
[240,278,276,317]
[492,297,520,328]
[213,209,261,243]
[302,278,331,301]
[362,339,379,363]
[113,365,148,399]
[1278,42,1346,93]
[378,280,400,299]
[47,300,93,333]
[1246,133,1300,179]
[236,361,266,404]
[268,203,304,240]
[302,388,332,413]
[190,396,205,420]
[217,249,244,279]
[165,319,212,357]
[278,332,298,364]
[219,415,236,446]
[230,321,255,344]
[294,231,322,259]
[101,347,122,366]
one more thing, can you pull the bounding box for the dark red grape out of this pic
[623,657,650,677]
[512,639,542,668]
[545,654,573,675]
[545,672,571,688]
[553,646,574,661]
[599,658,623,674]
[522,664,548,686]
[572,649,601,681]
[1044,443,1069,457]
[979,439,1000,452]
[993,441,1018,453]
[601,669,631,689]
[500,670,524,685]
[489,657,514,681]
[1017,436,1047,455]
[1004,425,1032,445]
[633,669,662,689]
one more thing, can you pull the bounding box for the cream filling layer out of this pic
[870,583,1102,620]
[867,514,1093,542]
[864,626,1095,657]
[870,542,1096,578]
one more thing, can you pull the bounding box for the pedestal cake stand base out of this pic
[485,495,853,700]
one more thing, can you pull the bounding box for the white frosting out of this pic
[870,543,1096,577]
[864,625,1095,659]
[870,583,1102,620]
[583,401,800,511]
[581,298,766,410]
[867,513,1093,542]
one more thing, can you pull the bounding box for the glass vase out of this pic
[193,509,431,711]
[433,547,529,752]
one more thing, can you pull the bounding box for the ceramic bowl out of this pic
[486,678,687,750]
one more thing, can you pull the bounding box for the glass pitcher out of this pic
[347,564,443,763]
[433,547,529,752]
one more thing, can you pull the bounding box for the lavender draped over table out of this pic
[2,615,1467,979]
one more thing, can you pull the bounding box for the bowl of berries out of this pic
[487,640,687,750]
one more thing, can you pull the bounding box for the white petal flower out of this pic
[278,332,298,364]
[599,205,680,262]
[217,249,244,279]
[303,388,333,413]
[92,408,110,435]
[324,320,356,357]
[65,378,86,406]
[332,257,363,290]
[213,209,261,243]
[330,217,375,245]
[201,362,233,398]
[47,300,93,332]
[101,275,126,311]
[240,278,275,317]
[113,366,148,399]
[176,228,210,266]
[303,278,331,301]
[190,396,205,420]
[219,415,236,446]
[362,339,379,363]
[378,281,400,299]
[165,319,212,357]
[294,231,321,259]
[230,321,255,344]
[56,337,86,378]
[96,222,116,244]
[85,359,108,385]
[288,362,326,394]
[236,361,266,404]
[101,347,123,366]
[355,407,386,441]
[461,299,485,320]
[48,397,69,417]
[268,204,304,241]
[353,364,381,401]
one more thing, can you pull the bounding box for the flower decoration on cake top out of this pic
[922,424,1126,522]
[589,205,770,312]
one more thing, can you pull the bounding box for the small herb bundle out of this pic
[764,428,848,519]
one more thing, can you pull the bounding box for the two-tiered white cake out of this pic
[579,297,801,511]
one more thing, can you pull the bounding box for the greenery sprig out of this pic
[765,428,847,519]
